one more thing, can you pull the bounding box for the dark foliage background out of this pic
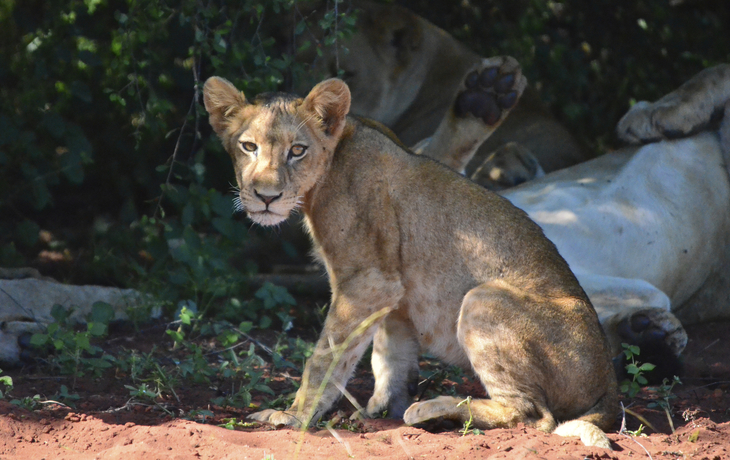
[0,0,727,319]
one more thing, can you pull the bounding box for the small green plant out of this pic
[0,369,11,399]
[647,376,682,433]
[624,423,647,437]
[10,394,42,411]
[124,382,175,416]
[457,396,483,435]
[418,360,465,400]
[218,417,257,430]
[185,409,214,423]
[52,385,81,407]
[125,382,160,401]
[619,343,656,397]
[29,302,116,384]
[210,344,274,408]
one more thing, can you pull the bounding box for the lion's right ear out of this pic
[203,77,247,136]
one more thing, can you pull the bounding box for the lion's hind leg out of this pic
[403,394,552,431]
[404,280,615,448]
[617,64,730,144]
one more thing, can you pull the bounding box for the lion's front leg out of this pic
[365,309,421,419]
[249,272,404,427]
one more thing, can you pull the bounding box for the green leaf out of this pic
[41,112,66,139]
[688,428,700,442]
[30,333,48,347]
[259,315,272,329]
[51,304,72,324]
[254,384,275,395]
[90,301,115,325]
[75,334,91,351]
[88,322,107,337]
[639,363,656,372]
[625,363,640,375]
[15,220,40,247]
[70,81,92,103]
[61,150,85,184]
[166,330,184,342]
[211,217,233,238]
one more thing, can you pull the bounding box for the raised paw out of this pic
[403,395,463,425]
[455,56,527,126]
[247,409,302,427]
[617,64,730,144]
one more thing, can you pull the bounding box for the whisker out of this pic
[296,113,316,134]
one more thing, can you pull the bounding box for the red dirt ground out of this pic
[2,320,729,460]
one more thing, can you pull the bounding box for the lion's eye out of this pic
[240,141,257,154]
[288,144,308,160]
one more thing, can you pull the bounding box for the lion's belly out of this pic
[504,133,730,307]
[402,280,473,368]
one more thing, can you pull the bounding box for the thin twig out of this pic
[153,63,200,219]
[619,401,654,459]
[700,338,720,353]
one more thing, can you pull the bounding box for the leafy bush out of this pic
[400,0,729,150]
[0,0,359,330]
[29,302,117,380]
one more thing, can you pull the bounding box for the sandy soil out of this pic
[2,320,729,460]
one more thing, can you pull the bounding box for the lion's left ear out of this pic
[302,78,351,139]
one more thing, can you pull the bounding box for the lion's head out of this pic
[203,77,351,226]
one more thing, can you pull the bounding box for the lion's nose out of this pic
[254,190,282,206]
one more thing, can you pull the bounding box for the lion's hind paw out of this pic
[455,56,527,126]
[614,309,686,384]
[617,64,730,144]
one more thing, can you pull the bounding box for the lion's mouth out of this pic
[248,209,288,226]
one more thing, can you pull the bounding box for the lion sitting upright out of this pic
[203,57,618,448]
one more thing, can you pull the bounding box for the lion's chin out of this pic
[248,210,289,227]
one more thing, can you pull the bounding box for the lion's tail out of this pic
[553,419,611,449]
[551,391,617,449]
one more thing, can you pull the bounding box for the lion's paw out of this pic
[455,56,527,126]
[247,409,302,427]
[613,309,687,383]
[616,309,687,356]
[470,142,545,190]
[403,396,461,425]
[366,390,412,420]
[617,64,730,144]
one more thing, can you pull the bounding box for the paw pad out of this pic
[456,64,521,125]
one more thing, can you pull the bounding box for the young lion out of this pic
[203,57,618,448]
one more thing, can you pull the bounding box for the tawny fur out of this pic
[203,66,618,448]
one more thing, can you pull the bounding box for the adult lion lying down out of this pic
[485,65,730,362]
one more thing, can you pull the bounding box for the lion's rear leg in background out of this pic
[419,56,527,174]
[403,281,617,449]
[617,64,730,144]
